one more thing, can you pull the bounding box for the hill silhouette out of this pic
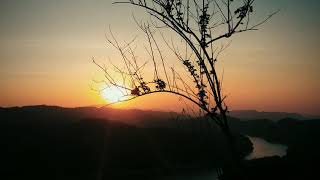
[226,117,320,180]
[1,105,252,180]
[0,105,180,125]
[2,105,319,179]
[228,110,316,121]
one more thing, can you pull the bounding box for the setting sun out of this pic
[101,86,126,103]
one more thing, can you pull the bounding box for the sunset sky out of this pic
[0,0,319,115]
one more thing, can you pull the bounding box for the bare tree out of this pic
[93,0,276,178]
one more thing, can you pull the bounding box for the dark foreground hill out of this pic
[227,117,320,180]
[0,105,252,180]
[2,105,319,180]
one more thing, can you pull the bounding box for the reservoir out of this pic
[158,136,288,180]
[245,136,287,160]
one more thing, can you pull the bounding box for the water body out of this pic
[245,136,287,160]
[157,136,287,180]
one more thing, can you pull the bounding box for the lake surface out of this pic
[157,136,287,180]
[245,136,288,160]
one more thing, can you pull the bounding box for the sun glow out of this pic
[101,86,126,103]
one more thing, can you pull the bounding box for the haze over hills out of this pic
[1,105,317,123]
[0,105,180,126]
[229,110,319,121]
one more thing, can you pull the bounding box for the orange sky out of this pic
[0,0,319,115]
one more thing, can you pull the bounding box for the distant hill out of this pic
[0,105,181,126]
[2,105,318,128]
[228,110,317,121]
[2,105,317,123]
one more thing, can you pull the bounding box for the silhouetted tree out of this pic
[93,0,276,178]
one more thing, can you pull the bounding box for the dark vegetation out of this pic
[1,106,252,180]
[1,105,319,179]
[229,117,320,180]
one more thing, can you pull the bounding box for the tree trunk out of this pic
[219,114,245,180]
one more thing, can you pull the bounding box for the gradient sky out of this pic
[0,0,319,115]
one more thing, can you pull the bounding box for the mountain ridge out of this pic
[1,105,317,122]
